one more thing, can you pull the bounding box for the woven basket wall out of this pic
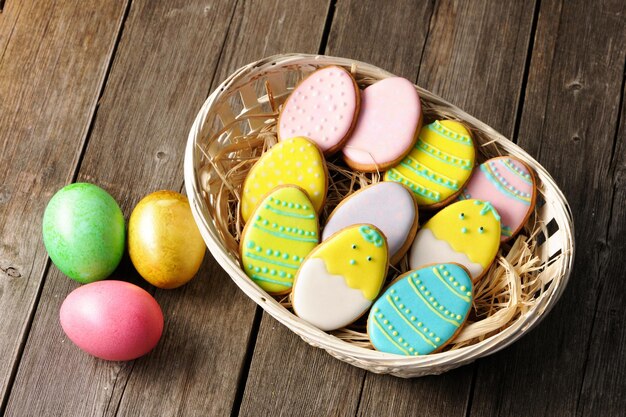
[184,54,575,377]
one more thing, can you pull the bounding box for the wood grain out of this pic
[355,1,537,416]
[237,1,436,416]
[0,0,128,410]
[3,1,245,416]
[469,0,626,416]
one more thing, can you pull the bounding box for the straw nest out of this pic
[195,67,561,353]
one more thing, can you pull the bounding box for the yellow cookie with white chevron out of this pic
[384,120,475,208]
[241,137,328,223]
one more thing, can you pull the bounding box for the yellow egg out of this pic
[129,191,206,289]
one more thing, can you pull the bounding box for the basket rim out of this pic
[184,53,575,371]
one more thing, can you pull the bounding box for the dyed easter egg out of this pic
[278,66,359,155]
[342,77,422,172]
[460,156,536,242]
[322,182,418,264]
[60,281,164,361]
[241,137,327,223]
[42,183,125,284]
[368,263,473,356]
[385,120,475,208]
[409,199,501,281]
[129,191,206,289]
[292,224,388,331]
[240,186,319,295]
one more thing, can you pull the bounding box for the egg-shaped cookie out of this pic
[278,66,360,155]
[342,77,422,172]
[368,263,473,356]
[292,224,388,331]
[240,186,320,295]
[385,120,475,209]
[322,182,418,264]
[460,156,536,242]
[241,137,327,223]
[409,199,501,281]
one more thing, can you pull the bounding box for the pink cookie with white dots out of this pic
[342,77,422,172]
[278,66,360,155]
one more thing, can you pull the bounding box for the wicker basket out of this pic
[183,54,574,377]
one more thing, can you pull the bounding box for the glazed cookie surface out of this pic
[240,186,319,295]
[384,120,475,208]
[322,182,418,264]
[278,66,359,155]
[241,137,327,223]
[292,224,388,331]
[460,156,536,242]
[342,77,422,172]
[368,263,473,356]
[409,199,501,281]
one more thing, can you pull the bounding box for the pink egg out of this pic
[60,280,164,361]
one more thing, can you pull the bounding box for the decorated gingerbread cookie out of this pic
[240,137,328,223]
[240,186,319,295]
[409,199,501,281]
[460,156,536,242]
[384,120,476,208]
[291,224,388,331]
[322,182,418,264]
[278,66,360,155]
[368,263,473,356]
[342,77,422,172]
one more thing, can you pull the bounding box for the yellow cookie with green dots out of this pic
[241,137,328,223]
[240,186,320,295]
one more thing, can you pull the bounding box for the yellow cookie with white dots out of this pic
[241,137,328,223]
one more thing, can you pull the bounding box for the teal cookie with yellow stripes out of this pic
[384,120,475,209]
[240,186,319,295]
[367,263,473,356]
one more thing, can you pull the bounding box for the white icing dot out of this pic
[250,197,257,203]
[268,161,275,167]
[277,179,284,184]
[286,170,292,175]
[314,173,320,178]
[297,175,303,181]
[314,191,320,196]
[299,147,305,152]
[296,162,302,167]
[307,168,313,173]
[254,183,260,188]
[266,183,272,188]
[274,170,281,175]
[315,125,322,131]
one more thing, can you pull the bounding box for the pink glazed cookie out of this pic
[277,66,360,155]
[459,156,537,242]
[342,77,422,172]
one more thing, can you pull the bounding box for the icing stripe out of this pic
[501,225,513,237]
[372,317,411,355]
[253,224,319,242]
[244,252,300,269]
[250,274,291,286]
[407,277,461,327]
[386,169,440,202]
[502,159,533,185]
[263,204,316,219]
[400,160,459,191]
[415,139,472,170]
[432,268,471,302]
[428,121,473,146]
[481,164,531,205]
[386,296,437,349]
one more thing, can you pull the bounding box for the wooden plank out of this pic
[355,1,537,416]
[2,1,244,416]
[468,0,626,416]
[0,0,128,410]
[577,79,626,417]
[238,1,435,416]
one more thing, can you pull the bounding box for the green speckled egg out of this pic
[42,183,125,283]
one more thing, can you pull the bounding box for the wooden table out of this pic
[0,0,624,416]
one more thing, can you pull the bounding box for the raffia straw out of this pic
[197,76,563,353]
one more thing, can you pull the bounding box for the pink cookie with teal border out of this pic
[459,156,536,242]
[277,66,360,155]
